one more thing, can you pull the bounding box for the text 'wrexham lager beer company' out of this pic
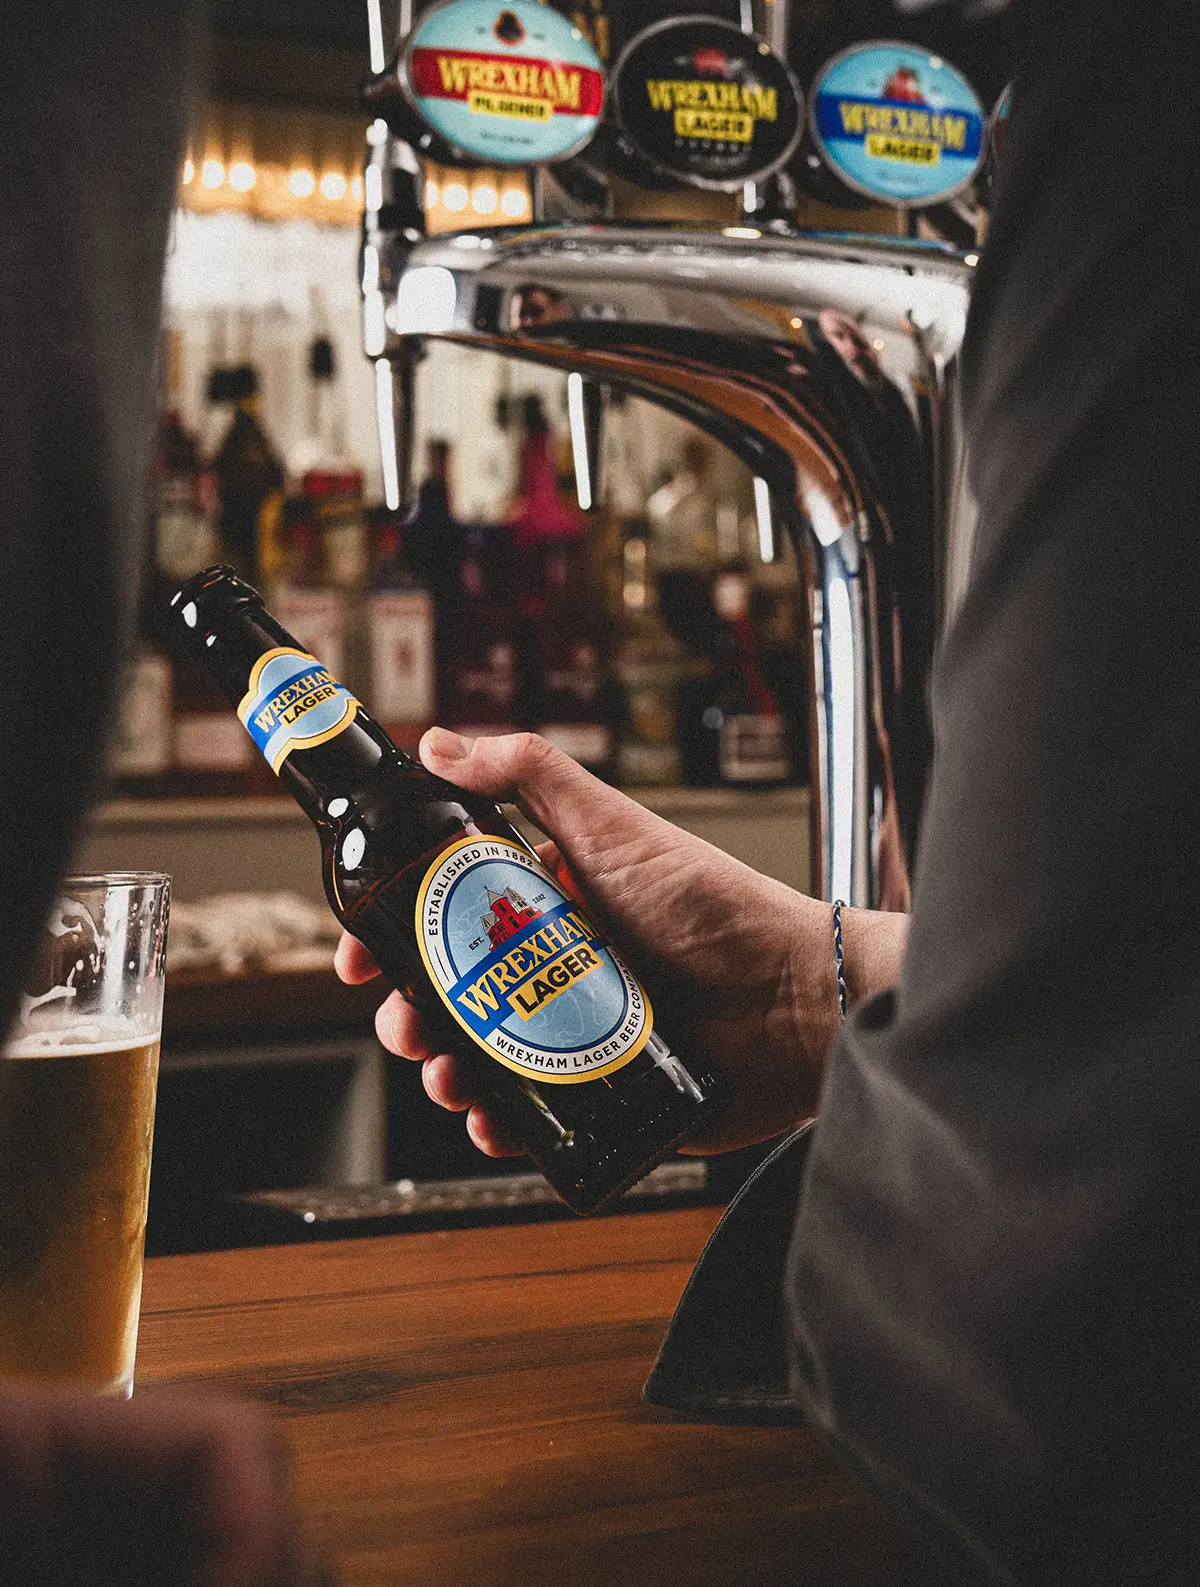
[169,567,727,1212]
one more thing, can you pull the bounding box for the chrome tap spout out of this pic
[373,222,975,906]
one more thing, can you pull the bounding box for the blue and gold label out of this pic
[417,835,652,1083]
[238,646,360,772]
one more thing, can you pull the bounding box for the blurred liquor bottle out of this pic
[648,435,721,656]
[282,335,368,593]
[366,506,436,756]
[681,505,792,788]
[402,439,469,611]
[270,501,349,683]
[126,334,252,798]
[612,523,684,786]
[751,541,810,787]
[504,394,585,593]
[438,533,519,741]
[587,389,649,624]
[525,543,614,776]
[212,363,284,584]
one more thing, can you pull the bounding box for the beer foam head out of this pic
[3,1027,157,1061]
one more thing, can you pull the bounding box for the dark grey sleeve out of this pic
[787,2,1200,1583]
[0,1,198,1028]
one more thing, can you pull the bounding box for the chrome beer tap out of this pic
[360,7,977,908]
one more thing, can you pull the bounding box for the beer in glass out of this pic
[0,873,169,1396]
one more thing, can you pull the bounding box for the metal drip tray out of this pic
[240,1158,708,1224]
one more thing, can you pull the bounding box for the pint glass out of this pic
[0,873,169,1396]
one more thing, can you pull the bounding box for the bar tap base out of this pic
[643,1120,815,1425]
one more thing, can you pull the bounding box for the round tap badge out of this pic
[810,42,985,207]
[612,16,804,191]
[403,0,605,166]
[416,836,653,1084]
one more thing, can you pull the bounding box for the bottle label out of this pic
[237,646,360,772]
[416,835,652,1084]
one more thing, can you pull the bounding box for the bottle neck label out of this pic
[237,646,360,772]
[416,836,651,1084]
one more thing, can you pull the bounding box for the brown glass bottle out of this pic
[168,566,727,1213]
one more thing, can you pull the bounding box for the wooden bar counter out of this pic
[138,1208,952,1587]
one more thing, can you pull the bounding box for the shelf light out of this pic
[201,159,225,189]
[320,172,347,201]
[228,161,256,192]
[289,169,316,198]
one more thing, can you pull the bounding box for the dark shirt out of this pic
[788,1,1200,1582]
[0,0,193,1030]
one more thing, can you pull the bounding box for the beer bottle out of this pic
[168,565,728,1213]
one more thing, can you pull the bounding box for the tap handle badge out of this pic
[399,0,606,166]
[610,16,804,192]
[808,41,986,208]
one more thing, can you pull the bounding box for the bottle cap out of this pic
[167,565,263,653]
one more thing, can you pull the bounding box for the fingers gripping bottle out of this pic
[169,567,727,1212]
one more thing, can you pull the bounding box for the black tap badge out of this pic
[611,16,804,191]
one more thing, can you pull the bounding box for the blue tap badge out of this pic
[417,836,653,1083]
[810,41,985,207]
[402,0,605,167]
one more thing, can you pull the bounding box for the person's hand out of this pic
[336,728,845,1156]
[0,1386,332,1587]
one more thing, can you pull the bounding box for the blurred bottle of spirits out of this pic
[212,363,284,583]
[270,502,349,683]
[138,334,250,797]
[366,506,436,756]
[648,435,721,658]
[504,394,584,593]
[613,523,684,787]
[525,543,614,776]
[438,534,519,741]
[282,335,367,592]
[402,439,469,611]
[682,506,792,788]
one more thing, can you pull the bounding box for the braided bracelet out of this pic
[833,900,847,1019]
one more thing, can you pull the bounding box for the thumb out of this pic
[419,728,681,872]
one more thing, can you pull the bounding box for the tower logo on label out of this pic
[238,646,360,771]
[416,836,652,1083]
